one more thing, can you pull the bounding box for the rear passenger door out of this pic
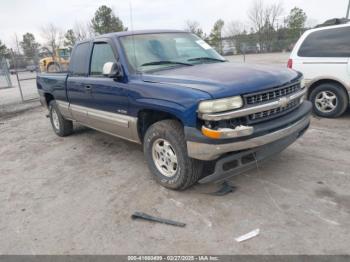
[85,40,139,142]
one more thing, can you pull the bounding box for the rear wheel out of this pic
[143,119,203,190]
[309,83,348,118]
[49,100,73,137]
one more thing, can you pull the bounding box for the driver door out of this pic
[84,40,139,142]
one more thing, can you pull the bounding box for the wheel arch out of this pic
[137,109,184,142]
[44,93,55,108]
[308,78,349,103]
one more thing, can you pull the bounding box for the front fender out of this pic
[132,98,199,127]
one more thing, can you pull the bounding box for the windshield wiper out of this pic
[140,61,193,67]
[187,57,226,63]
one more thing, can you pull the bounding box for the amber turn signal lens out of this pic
[201,126,221,139]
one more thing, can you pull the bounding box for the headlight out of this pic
[300,77,306,89]
[199,96,243,114]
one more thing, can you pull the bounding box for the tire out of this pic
[49,100,73,137]
[143,119,203,190]
[309,83,348,118]
[47,63,60,73]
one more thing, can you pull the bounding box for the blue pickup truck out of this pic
[37,30,312,190]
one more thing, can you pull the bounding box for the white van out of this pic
[288,23,350,117]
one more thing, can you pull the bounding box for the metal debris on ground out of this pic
[131,212,186,227]
[207,181,236,196]
[235,228,260,242]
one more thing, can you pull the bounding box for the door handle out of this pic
[85,85,92,93]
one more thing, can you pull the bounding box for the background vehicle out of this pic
[39,48,70,73]
[26,65,38,72]
[37,30,311,190]
[288,23,350,118]
[9,68,26,75]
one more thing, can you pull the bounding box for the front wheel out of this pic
[143,120,203,190]
[309,83,348,118]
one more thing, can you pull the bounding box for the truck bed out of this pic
[37,73,69,103]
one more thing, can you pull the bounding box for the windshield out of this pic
[119,32,225,72]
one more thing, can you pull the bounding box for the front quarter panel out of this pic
[126,77,212,127]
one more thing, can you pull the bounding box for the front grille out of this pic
[248,98,300,123]
[245,82,301,105]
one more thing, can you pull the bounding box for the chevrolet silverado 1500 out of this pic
[37,30,312,190]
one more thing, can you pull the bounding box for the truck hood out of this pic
[141,62,300,99]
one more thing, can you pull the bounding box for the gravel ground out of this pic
[0,106,349,254]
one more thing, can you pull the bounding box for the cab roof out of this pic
[75,30,189,47]
[95,29,187,39]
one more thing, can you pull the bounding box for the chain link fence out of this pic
[0,48,71,107]
[221,36,296,56]
[0,57,12,89]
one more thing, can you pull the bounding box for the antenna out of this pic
[129,1,138,74]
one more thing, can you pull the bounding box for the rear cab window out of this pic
[69,42,91,76]
[298,26,350,57]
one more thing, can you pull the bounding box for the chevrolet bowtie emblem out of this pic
[279,97,289,107]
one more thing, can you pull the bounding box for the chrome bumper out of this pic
[187,115,310,161]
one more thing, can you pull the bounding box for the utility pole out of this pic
[347,0,350,19]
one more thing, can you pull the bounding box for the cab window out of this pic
[90,42,117,75]
[70,42,90,76]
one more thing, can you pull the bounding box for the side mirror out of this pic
[102,62,123,79]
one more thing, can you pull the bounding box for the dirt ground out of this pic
[0,72,38,106]
[1,106,350,254]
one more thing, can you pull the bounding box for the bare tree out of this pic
[73,22,95,41]
[184,20,206,39]
[40,23,64,54]
[11,34,21,55]
[185,20,199,32]
[248,0,265,38]
[225,20,244,37]
[225,20,244,54]
[267,2,284,29]
[64,22,95,50]
[248,0,283,52]
[264,2,283,51]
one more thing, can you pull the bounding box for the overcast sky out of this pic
[0,0,348,47]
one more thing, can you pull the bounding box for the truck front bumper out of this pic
[185,101,312,184]
[186,101,312,161]
[187,114,310,161]
[198,126,308,184]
